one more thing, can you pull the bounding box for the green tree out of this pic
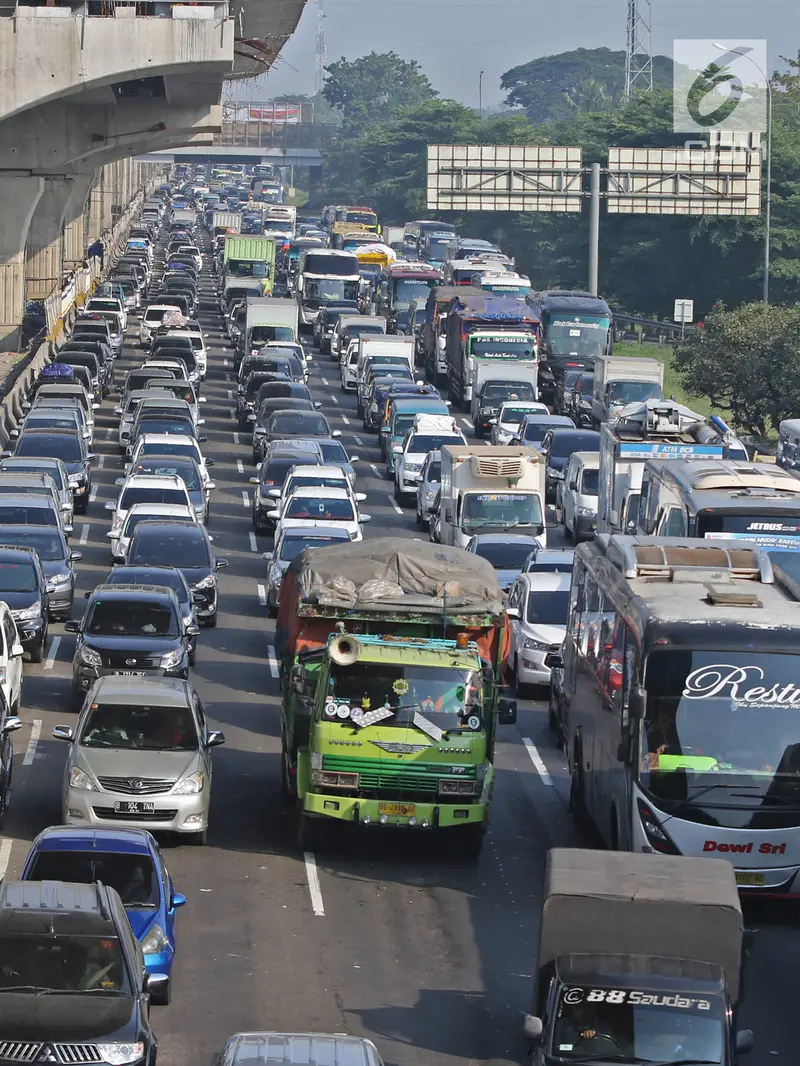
[672,303,800,437]
[322,52,437,129]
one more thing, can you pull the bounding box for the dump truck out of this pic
[445,294,540,409]
[523,848,752,1065]
[591,353,664,426]
[597,400,748,534]
[438,444,546,549]
[275,538,517,856]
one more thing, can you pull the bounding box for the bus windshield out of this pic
[641,650,800,808]
[699,514,800,549]
[304,279,359,306]
[328,664,482,731]
[546,315,611,358]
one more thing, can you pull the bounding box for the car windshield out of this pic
[0,532,61,560]
[153,385,194,403]
[408,434,462,453]
[269,413,328,435]
[607,380,662,405]
[120,487,186,509]
[285,476,345,495]
[523,420,569,443]
[124,512,193,538]
[549,432,600,458]
[128,374,170,391]
[286,496,355,521]
[87,600,178,637]
[80,702,198,751]
[581,469,599,495]
[139,441,197,462]
[134,419,194,437]
[17,434,84,461]
[132,463,200,491]
[551,985,724,1064]
[318,441,348,464]
[462,493,544,532]
[0,562,37,591]
[25,415,79,431]
[424,461,442,483]
[251,327,296,346]
[482,383,536,403]
[129,528,210,568]
[0,507,53,527]
[26,852,159,908]
[278,534,349,561]
[526,588,569,625]
[500,406,541,425]
[474,541,538,569]
[0,933,129,994]
[329,663,482,731]
[547,315,611,358]
[305,279,359,305]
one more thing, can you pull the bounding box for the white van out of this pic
[561,450,599,543]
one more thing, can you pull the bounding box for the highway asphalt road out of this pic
[0,241,794,1066]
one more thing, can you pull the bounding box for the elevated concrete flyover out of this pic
[136,144,323,167]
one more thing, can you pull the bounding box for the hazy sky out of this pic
[259,0,800,109]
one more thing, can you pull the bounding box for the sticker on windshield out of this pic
[566,988,711,1010]
[475,493,528,502]
[392,678,409,695]
[352,707,394,728]
[466,715,482,730]
[569,329,581,337]
[681,664,800,707]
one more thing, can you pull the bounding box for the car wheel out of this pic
[30,636,44,665]
[203,615,217,628]
[149,976,172,1006]
[513,656,531,699]
[267,597,278,619]
[449,823,485,860]
[188,828,207,846]
[415,506,423,528]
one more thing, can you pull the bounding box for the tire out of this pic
[513,656,531,700]
[563,522,573,543]
[296,810,317,851]
[267,597,278,619]
[203,614,217,628]
[188,828,207,846]
[30,636,44,665]
[150,977,172,1006]
[569,756,590,829]
[449,823,485,859]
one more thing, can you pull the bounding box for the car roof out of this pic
[30,825,155,856]
[89,583,177,601]
[0,544,38,559]
[106,565,189,588]
[520,571,572,592]
[287,465,347,478]
[121,474,186,489]
[0,881,116,930]
[124,503,194,516]
[285,486,351,499]
[0,495,55,509]
[222,1034,384,1066]
[137,434,199,446]
[89,675,192,706]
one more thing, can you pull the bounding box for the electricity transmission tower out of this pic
[314,0,327,96]
[624,0,654,98]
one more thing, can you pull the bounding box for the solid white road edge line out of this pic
[79,525,90,546]
[387,494,404,516]
[249,532,258,553]
[303,851,326,916]
[241,489,250,508]
[23,720,41,766]
[523,737,554,786]
[44,635,62,672]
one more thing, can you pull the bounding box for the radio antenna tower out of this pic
[314,0,327,96]
[624,0,654,98]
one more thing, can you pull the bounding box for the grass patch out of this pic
[613,341,713,420]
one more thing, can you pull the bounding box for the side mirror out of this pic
[523,1016,543,1043]
[391,443,403,454]
[198,436,207,443]
[205,458,215,466]
[253,426,266,436]
[262,551,273,562]
[45,585,57,595]
[735,1030,754,1056]
[170,892,188,909]
[249,476,259,485]
[505,606,520,620]
[498,697,517,725]
[266,508,280,518]
[105,501,116,511]
[488,418,497,425]
[350,455,360,463]
[53,724,75,741]
[186,623,201,636]
[355,492,367,502]
[10,644,23,658]
[206,730,226,748]
[214,558,228,570]
[569,481,578,491]
[9,430,18,440]
[64,620,81,634]
[360,514,372,524]
[332,430,341,438]
[205,482,216,491]
[544,651,563,670]
[145,973,169,997]
[290,664,304,694]
[2,716,21,733]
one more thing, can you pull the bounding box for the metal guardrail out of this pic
[612,311,697,346]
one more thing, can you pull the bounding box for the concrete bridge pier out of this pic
[0,174,44,348]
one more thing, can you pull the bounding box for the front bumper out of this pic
[13,615,45,651]
[516,649,551,685]
[397,470,422,494]
[144,944,175,977]
[574,513,597,538]
[73,660,189,694]
[302,791,488,829]
[64,787,209,834]
[192,585,218,618]
[46,583,74,618]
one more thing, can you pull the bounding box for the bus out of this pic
[555,533,800,895]
[296,249,360,328]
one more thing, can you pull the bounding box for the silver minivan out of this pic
[561,450,599,543]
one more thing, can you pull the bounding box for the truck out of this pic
[296,249,360,328]
[376,261,441,336]
[526,290,613,404]
[211,210,241,235]
[171,207,196,227]
[471,369,539,438]
[237,297,299,360]
[421,285,481,386]
[275,537,517,856]
[438,444,546,549]
[263,205,296,241]
[445,294,540,409]
[592,354,664,426]
[222,235,277,296]
[597,400,748,535]
[523,848,751,1065]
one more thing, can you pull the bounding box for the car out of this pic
[0,544,51,662]
[160,329,207,380]
[416,450,441,529]
[55,675,225,843]
[0,456,73,526]
[249,451,323,533]
[0,492,70,539]
[0,525,81,621]
[126,521,227,627]
[521,547,575,574]
[540,427,601,504]
[473,379,539,439]
[569,372,595,427]
[86,296,127,332]
[238,373,295,429]
[138,302,183,347]
[0,879,162,1044]
[116,388,174,453]
[489,401,549,446]
[20,825,187,1004]
[101,564,200,664]
[143,377,206,423]
[393,414,465,504]
[514,413,576,450]
[263,526,351,616]
[126,433,215,487]
[313,305,356,351]
[222,1035,385,1066]
[66,583,195,708]
[253,408,338,465]
[266,486,370,542]
[0,471,73,532]
[428,488,442,542]
[127,412,200,455]
[270,464,365,513]
[15,405,90,445]
[106,474,194,543]
[126,454,213,524]
[6,428,96,514]
[554,368,587,416]
[467,533,545,592]
[111,503,197,564]
[505,571,570,695]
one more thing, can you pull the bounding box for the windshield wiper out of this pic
[0,985,45,993]
[37,987,126,996]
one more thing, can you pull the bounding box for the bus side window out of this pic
[661,507,686,537]
[583,578,602,665]
[570,562,587,648]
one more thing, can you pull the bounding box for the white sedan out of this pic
[265,486,370,542]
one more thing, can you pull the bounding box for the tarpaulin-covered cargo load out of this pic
[538,849,744,1005]
[276,537,508,665]
[424,285,481,328]
[448,293,540,324]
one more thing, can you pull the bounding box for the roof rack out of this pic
[605,536,774,583]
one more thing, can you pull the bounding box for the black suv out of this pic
[66,584,196,709]
[0,879,160,1064]
[0,545,51,662]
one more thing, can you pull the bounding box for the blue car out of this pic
[21,825,186,1004]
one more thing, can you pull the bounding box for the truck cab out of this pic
[382,397,450,473]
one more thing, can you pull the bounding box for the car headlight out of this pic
[49,572,72,585]
[69,766,97,791]
[160,648,184,670]
[523,637,549,651]
[438,778,481,795]
[79,645,102,667]
[549,470,564,479]
[577,506,596,516]
[404,462,423,472]
[95,1044,144,1066]
[13,604,42,621]
[140,924,169,956]
[193,574,216,590]
[173,770,205,795]
[311,769,359,789]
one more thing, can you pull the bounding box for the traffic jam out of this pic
[0,168,796,1066]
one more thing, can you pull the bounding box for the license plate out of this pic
[735,871,765,886]
[379,803,416,817]
[114,801,155,814]
[113,670,147,676]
